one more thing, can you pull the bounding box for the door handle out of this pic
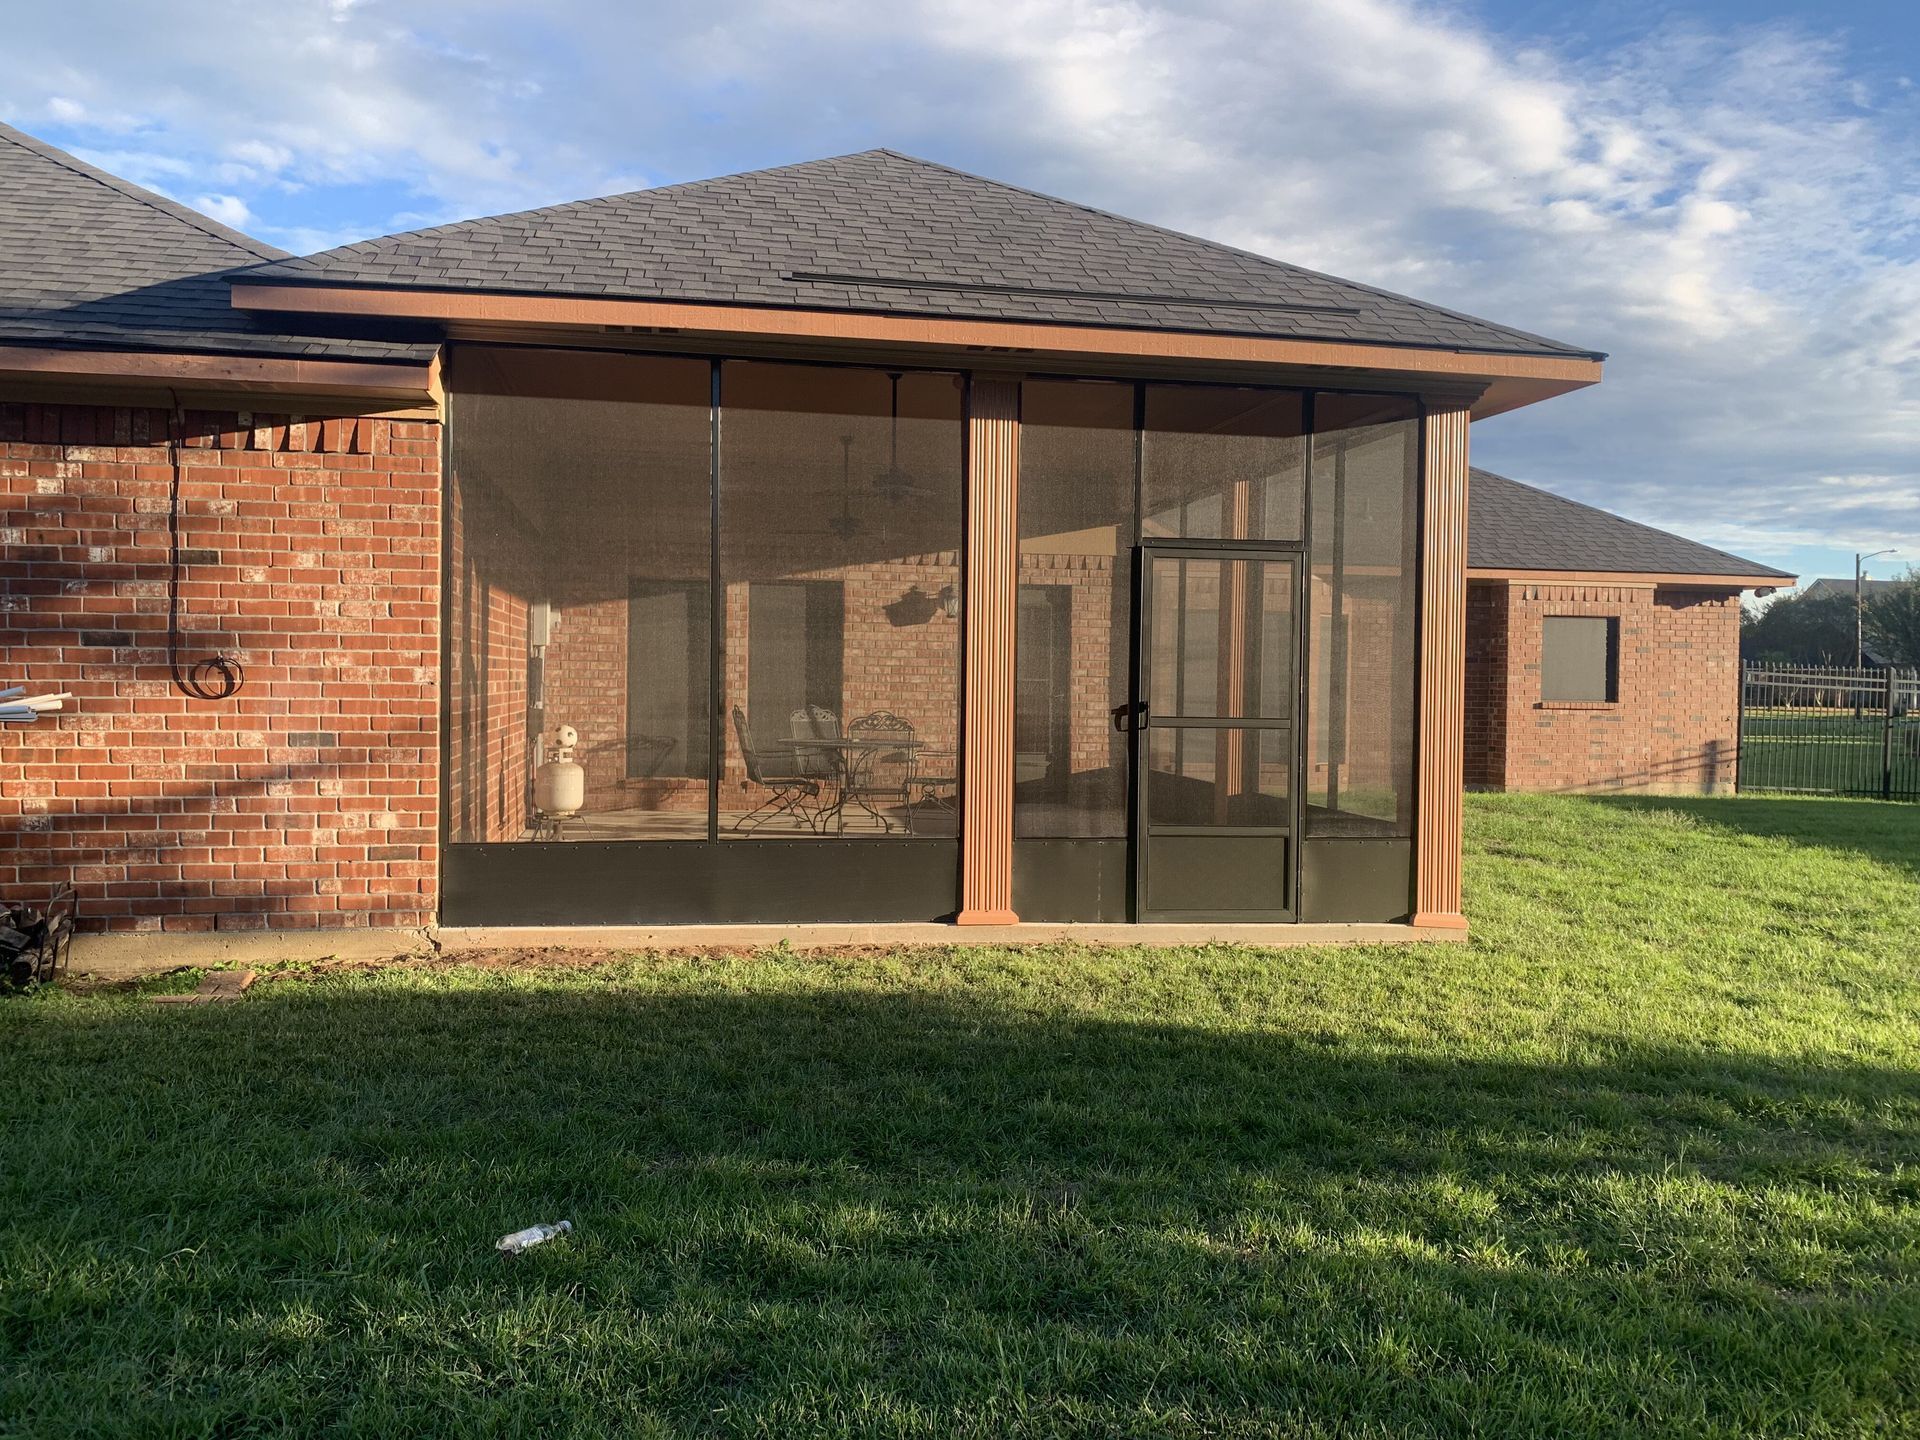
[1112,701,1147,733]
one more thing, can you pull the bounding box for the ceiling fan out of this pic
[871,371,938,504]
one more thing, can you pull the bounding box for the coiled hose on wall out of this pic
[164,401,244,700]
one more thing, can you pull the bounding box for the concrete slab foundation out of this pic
[67,919,1463,978]
[68,927,434,980]
[437,921,1466,951]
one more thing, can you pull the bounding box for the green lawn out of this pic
[3,794,1919,1437]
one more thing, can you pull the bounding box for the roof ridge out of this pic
[862,151,1605,361]
[0,120,288,262]
[1470,467,1793,577]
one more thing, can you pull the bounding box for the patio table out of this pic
[773,735,925,833]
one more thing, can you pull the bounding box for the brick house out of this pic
[1465,469,1792,793]
[1,123,1609,947]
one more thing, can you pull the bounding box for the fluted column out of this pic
[1413,404,1471,930]
[957,374,1021,924]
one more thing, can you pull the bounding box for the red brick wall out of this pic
[0,400,440,932]
[1464,579,1741,793]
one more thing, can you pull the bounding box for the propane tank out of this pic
[534,724,585,822]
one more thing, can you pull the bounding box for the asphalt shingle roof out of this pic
[1470,469,1792,581]
[0,122,430,364]
[249,150,1601,361]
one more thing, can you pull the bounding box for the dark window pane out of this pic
[446,346,712,842]
[747,581,844,746]
[1016,585,1072,772]
[1305,394,1419,838]
[1146,727,1291,827]
[1015,380,1137,838]
[719,362,963,838]
[1542,616,1618,702]
[627,581,709,780]
[1143,385,1305,541]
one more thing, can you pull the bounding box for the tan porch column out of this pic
[957,373,1021,924]
[1413,404,1471,929]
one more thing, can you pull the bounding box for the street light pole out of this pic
[1857,549,1897,668]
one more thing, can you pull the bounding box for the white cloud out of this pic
[190,192,253,228]
[0,0,1915,569]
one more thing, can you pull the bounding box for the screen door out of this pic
[1130,544,1300,920]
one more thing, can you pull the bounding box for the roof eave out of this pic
[229,280,1600,417]
[1467,566,1796,590]
[0,341,441,413]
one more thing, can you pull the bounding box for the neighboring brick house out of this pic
[3,123,1613,943]
[1465,469,1793,794]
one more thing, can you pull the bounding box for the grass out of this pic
[3,793,1919,1437]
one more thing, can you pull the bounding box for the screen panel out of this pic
[1014,379,1138,839]
[718,361,964,839]
[1304,394,1420,839]
[1142,385,1306,542]
[1146,554,1294,721]
[446,346,712,843]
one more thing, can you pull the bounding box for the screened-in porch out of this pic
[442,343,1422,926]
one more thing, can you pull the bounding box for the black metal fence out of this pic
[1738,663,1920,800]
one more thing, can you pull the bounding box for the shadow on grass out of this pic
[4,977,1917,1435]
[1584,791,1920,878]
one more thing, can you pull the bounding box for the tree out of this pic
[1740,586,1858,664]
[1865,568,1920,667]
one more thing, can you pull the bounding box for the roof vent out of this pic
[785,271,1362,317]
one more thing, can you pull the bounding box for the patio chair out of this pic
[787,706,841,784]
[844,710,918,833]
[909,741,958,821]
[730,706,822,833]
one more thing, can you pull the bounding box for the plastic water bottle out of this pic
[496,1219,572,1255]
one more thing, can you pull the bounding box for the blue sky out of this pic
[2,0,1916,590]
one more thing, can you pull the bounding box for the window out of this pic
[626,580,710,779]
[1542,617,1619,702]
[1015,585,1072,787]
[746,581,844,749]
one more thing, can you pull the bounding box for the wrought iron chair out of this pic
[843,710,918,833]
[730,706,822,833]
[909,740,958,821]
[787,706,841,783]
